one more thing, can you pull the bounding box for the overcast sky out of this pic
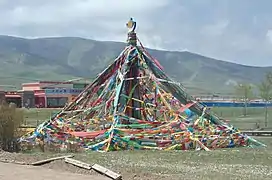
[0,0,272,66]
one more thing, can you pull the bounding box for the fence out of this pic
[211,106,272,130]
[23,109,60,126]
[21,106,272,131]
[202,101,272,108]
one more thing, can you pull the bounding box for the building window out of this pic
[47,97,68,108]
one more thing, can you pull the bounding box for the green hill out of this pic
[0,35,271,94]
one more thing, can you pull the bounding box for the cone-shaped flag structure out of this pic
[20,18,266,151]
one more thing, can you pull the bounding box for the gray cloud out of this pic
[0,0,272,66]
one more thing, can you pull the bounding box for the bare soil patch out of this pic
[0,162,107,180]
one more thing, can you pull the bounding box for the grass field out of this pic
[212,107,272,130]
[17,107,272,179]
[77,136,272,180]
[23,108,61,126]
[11,137,271,180]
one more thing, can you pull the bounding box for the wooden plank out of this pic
[242,131,272,136]
[31,155,74,166]
[92,163,122,180]
[0,159,29,165]
[242,131,272,133]
[64,158,92,170]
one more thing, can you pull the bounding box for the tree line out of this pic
[235,72,272,127]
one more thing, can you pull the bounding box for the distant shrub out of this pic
[0,102,24,152]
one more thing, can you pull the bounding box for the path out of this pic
[0,162,107,180]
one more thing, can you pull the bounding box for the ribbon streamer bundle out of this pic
[19,18,266,152]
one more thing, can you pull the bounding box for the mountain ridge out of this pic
[0,35,271,94]
[29,36,272,68]
[2,35,271,67]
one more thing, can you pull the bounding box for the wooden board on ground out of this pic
[242,130,272,136]
[64,157,92,170]
[0,159,28,165]
[31,155,74,166]
[92,163,122,180]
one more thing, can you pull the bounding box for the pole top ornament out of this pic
[126,18,137,33]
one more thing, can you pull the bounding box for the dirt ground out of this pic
[0,151,110,180]
[0,162,107,180]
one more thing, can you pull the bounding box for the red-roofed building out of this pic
[5,91,23,107]
[20,81,88,108]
